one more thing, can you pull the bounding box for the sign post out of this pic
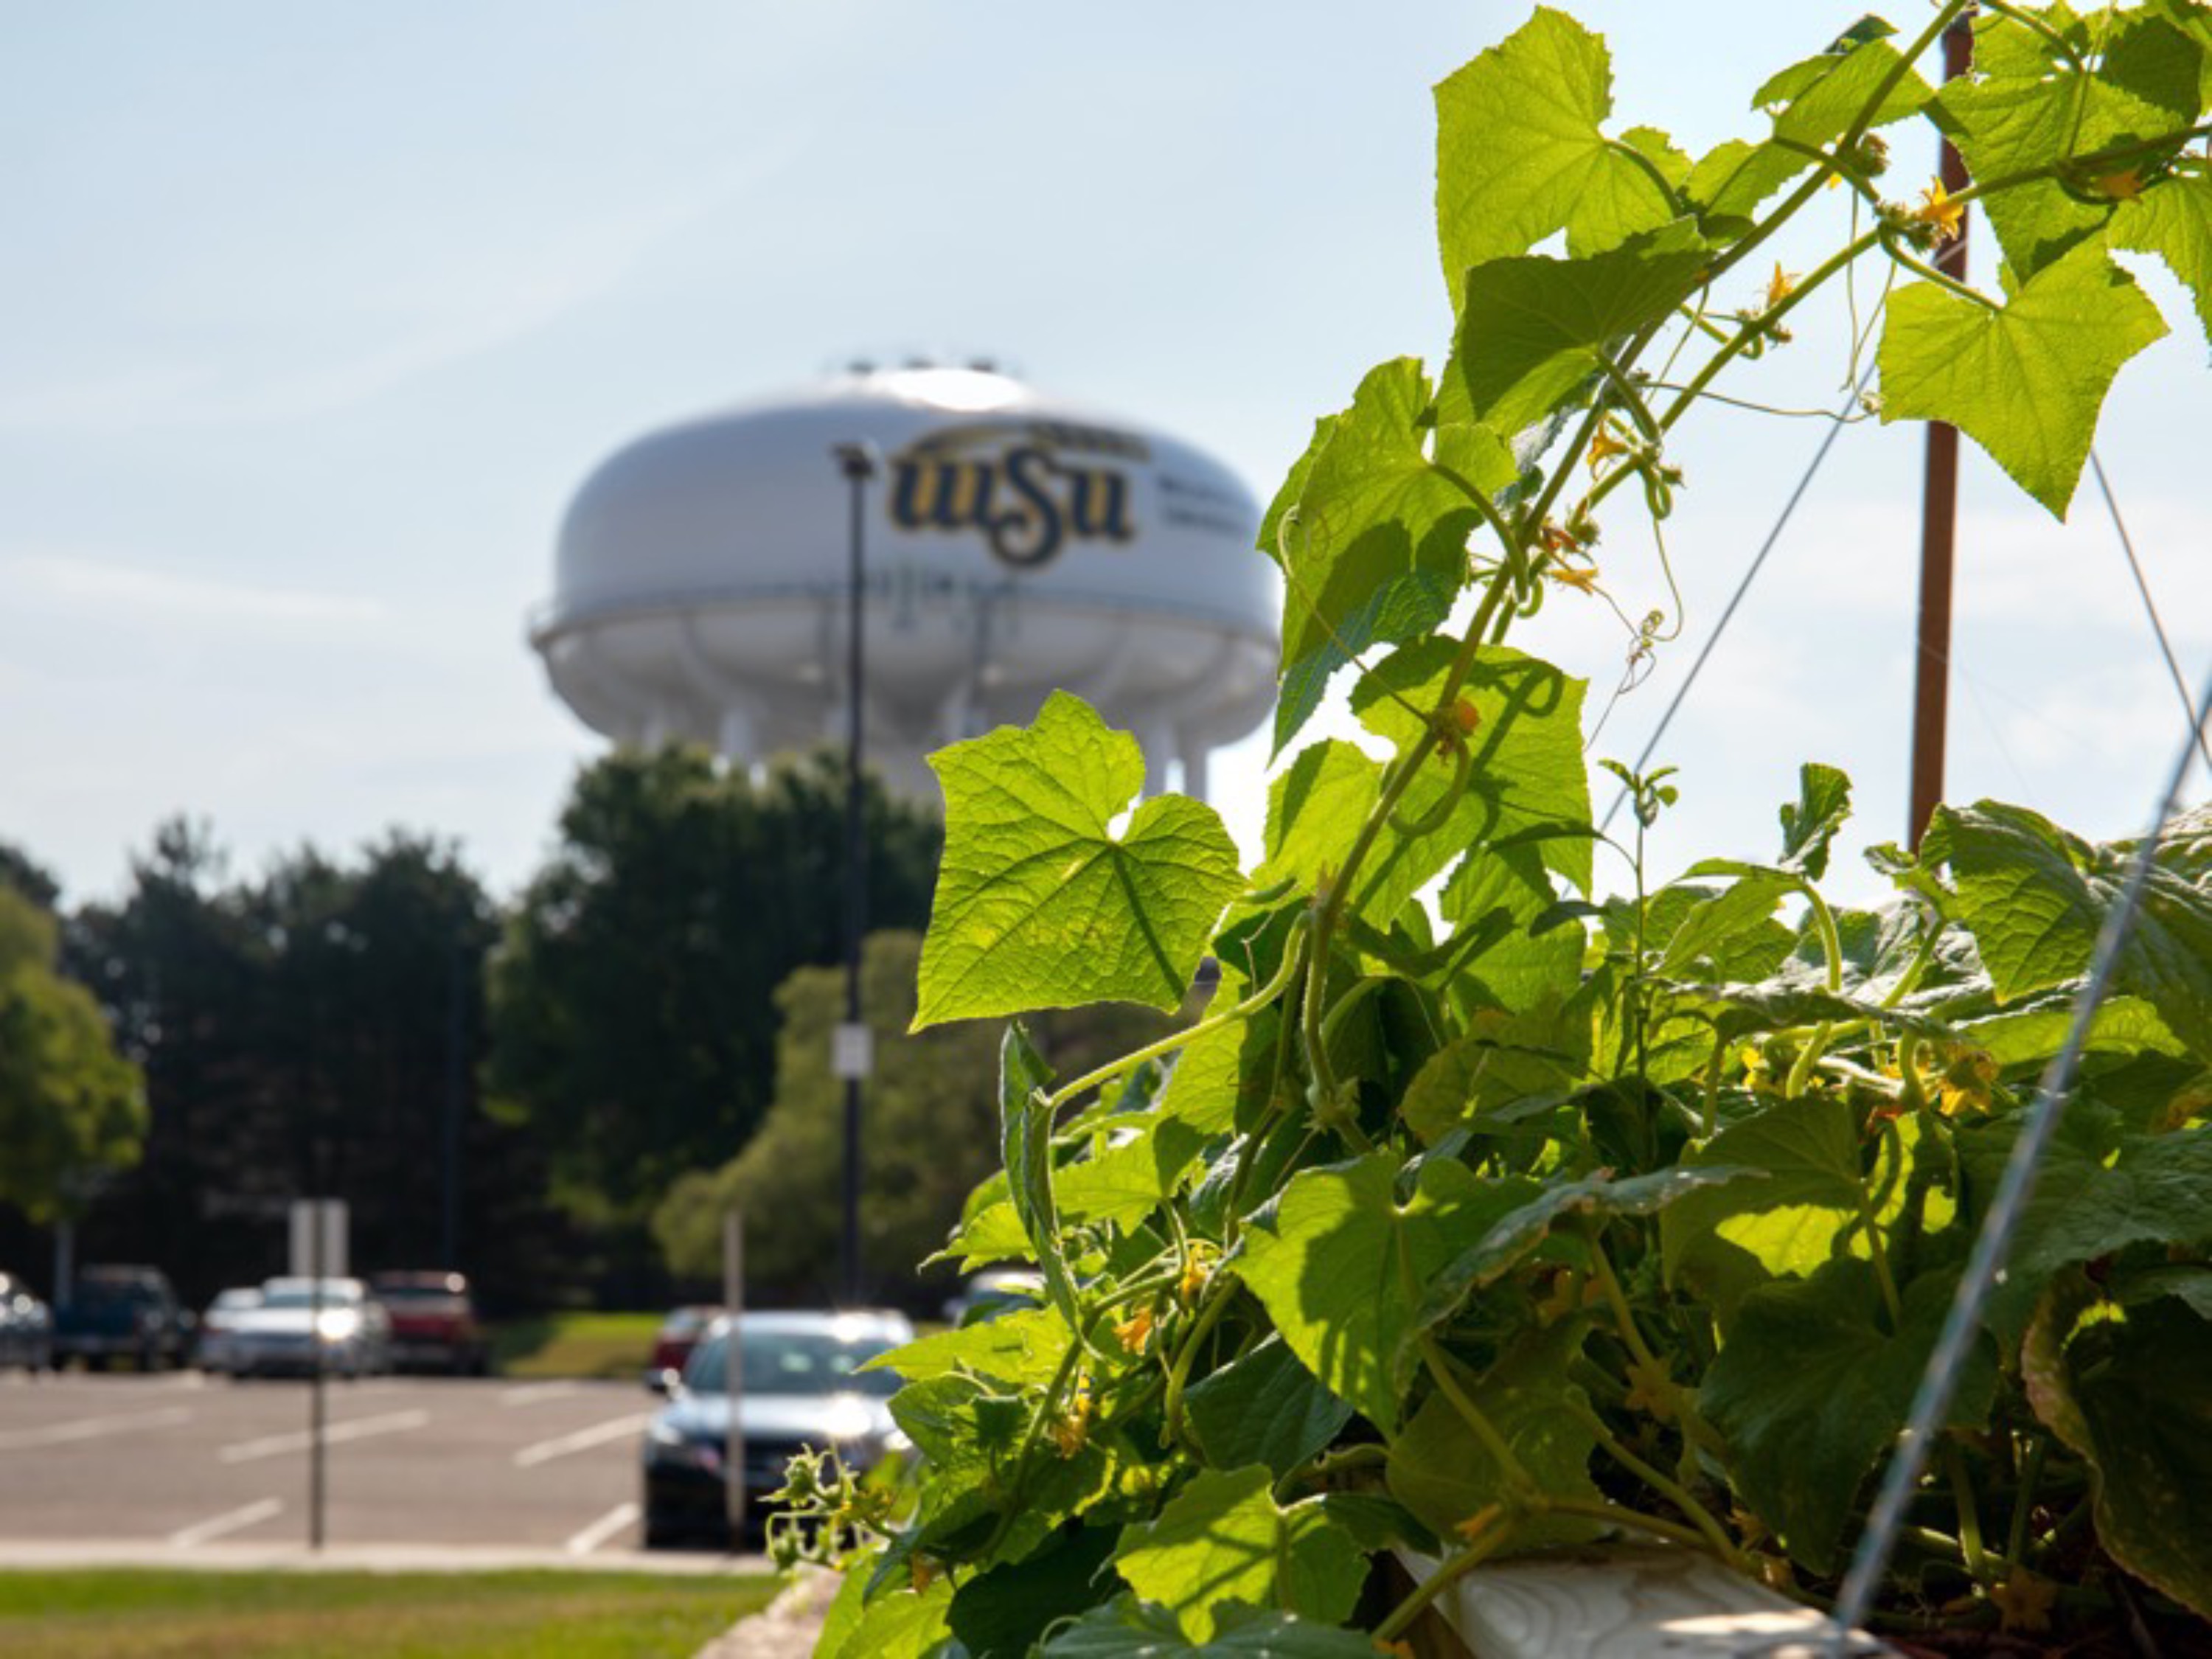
[722,1208,745,1549]
[288,1198,347,1552]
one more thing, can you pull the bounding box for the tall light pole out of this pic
[831,442,877,1307]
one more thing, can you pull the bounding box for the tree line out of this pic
[0,745,984,1312]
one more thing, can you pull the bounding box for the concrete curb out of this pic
[695,1568,838,1658]
[0,1540,772,1576]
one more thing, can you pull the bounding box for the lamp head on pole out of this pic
[833,440,879,482]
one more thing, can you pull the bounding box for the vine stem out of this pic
[1161,1270,1239,1452]
[1373,1506,1514,1645]
[1416,1332,1537,1496]
[1565,1397,1745,1567]
[1587,1236,1723,1458]
[1048,913,1309,1119]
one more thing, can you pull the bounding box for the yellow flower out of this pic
[1178,1251,1211,1306]
[1373,1642,1416,1658]
[1047,1379,1093,1458]
[1764,262,1798,310]
[1991,1571,2058,1635]
[1585,423,1631,475]
[1111,1306,1155,1354]
[1623,1354,1676,1422]
[1545,562,1604,595]
[1935,1046,1998,1116]
[1912,180,1965,242]
[2092,167,2145,201]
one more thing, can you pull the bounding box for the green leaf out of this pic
[1878,240,2167,517]
[821,1576,955,1659]
[933,1195,1034,1272]
[1257,742,1383,894]
[917,691,1242,1025]
[1433,7,1680,291]
[1238,1154,1522,1431]
[1058,1113,1213,1230]
[870,1305,1070,1389]
[950,1523,1124,1659]
[1703,1261,1997,1573]
[1418,1166,1760,1336]
[1958,1119,2212,1342]
[1351,640,1593,906]
[1662,1095,1871,1297]
[1452,223,1709,439]
[1042,1599,1379,1658]
[1113,1466,1368,1643]
[1155,968,1275,1138]
[1658,870,1796,981]
[2024,1279,2212,1618]
[1438,846,1584,1018]
[2114,173,2212,347]
[1935,801,2212,1058]
[1385,1322,1604,1547]
[1778,762,1852,880]
[1000,1022,1084,1339]
[1397,1006,1585,1147]
[1267,361,1513,755]
[1185,1336,1356,1481]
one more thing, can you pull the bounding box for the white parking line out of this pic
[218,1408,431,1464]
[0,1405,193,1452]
[169,1497,283,1548]
[564,1500,639,1555]
[499,1382,582,1408]
[512,1412,655,1469]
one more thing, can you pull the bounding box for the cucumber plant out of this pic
[785,6,2212,1652]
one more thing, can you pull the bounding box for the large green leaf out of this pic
[1941,6,2200,282]
[1042,1600,1378,1658]
[2023,1278,2212,1618]
[1185,1337,1355,1481]
[1267,360,1514,755]
[1350,640,1593,908]
[1256,741,1383,895]
[1452,224,1709,440]
[2115,171,2212,348]
[819,1576,954,1659]
[1662,1094,1871,1299]
[870,1304,1069,1389]
[1433,7,1680,290]
[1385,1322,1604,1547]
[1437,846,1584,1018]
[1936,801,2212,1058]
[1878,240,2166,517]
[917,692,1242,1025]
[1958,1119,2212,1341]
[1703,1261,1997,1573]
[950,1524,1124,1659]
[1238,1154,1527,1431]
[1113,1466,1367,1642]
[1397,1004,1585,1147]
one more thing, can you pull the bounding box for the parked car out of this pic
[0,1273,52,1371]
[943,1267,1046,1326]
[641,1310,913,1549]
[52,1265,192,1371]
[225,1277,392,1379]
[644,1304,723,1389]
[194,1286,265,1377]
[368,1270,490,1375]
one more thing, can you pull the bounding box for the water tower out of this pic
[529,364,1276,799]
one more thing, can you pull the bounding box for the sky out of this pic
[3,1,2207,917]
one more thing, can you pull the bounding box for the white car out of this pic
[226,1277,392,1379]
[195,1286,264,1376]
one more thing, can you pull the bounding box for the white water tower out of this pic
[529,364,1276,799]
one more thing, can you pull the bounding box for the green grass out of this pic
[488,1312,664,1380]
[0,1569,778,1658]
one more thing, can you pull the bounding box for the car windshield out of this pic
[683,1329,900,1398]
[260,1286,360,1310]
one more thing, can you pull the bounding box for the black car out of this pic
[641,1310,913,1549]
[52,1265,192,1371]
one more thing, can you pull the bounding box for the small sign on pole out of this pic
[830,1022,874,1081]
[288,1200,348,1279]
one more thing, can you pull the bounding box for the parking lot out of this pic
[0,1368,734,1566]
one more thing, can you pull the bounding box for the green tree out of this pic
[0,886,145,1223]
[487,746,942,1263]
[652,930,1180,1304]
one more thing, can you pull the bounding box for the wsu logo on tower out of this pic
[888,420,1144,568]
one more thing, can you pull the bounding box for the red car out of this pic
[368,1271,490,1376]
[646,1305,722,1386]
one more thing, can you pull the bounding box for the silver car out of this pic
[226,1277,392,1379]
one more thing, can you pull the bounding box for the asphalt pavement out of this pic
[0,1368,769,1573]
